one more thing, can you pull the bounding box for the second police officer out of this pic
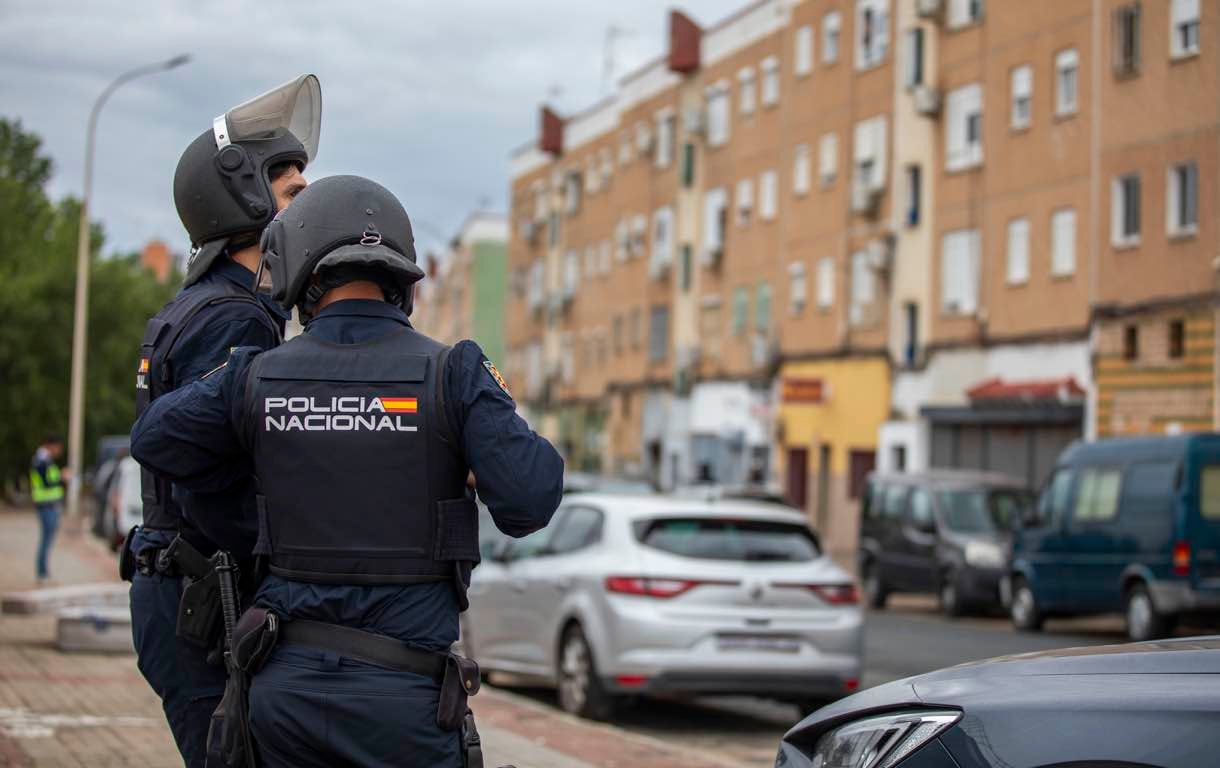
[125,75,320,767]
[131,174,564,767]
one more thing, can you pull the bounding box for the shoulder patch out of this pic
[482,360,511,398]
[200,360,228,380]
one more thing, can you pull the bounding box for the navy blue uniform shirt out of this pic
[131,298,563,649]
[131,258,288,558]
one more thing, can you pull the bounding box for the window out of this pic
[853,116,888,193]
[584,157,599,194]
[856,0,890,70]
[795,24,814,76]
[1167,161,1199,235]
[703,187,728,264]
[1038,468,1076,527]
[655,112,675,169]
[635,121,653,154]
[1051,208,1077,276]
[1055,49,1079,116]
[947,0,984,28]
[564,171,582,214]
[736,177,754,225]
[883,484,908,519]
[630,308,641,350]
[1006,217,1030,285]
[677,245,692,292]
[946,84,983,171]
[681,142,695,187]
[1010,65,1032,129]
[1170,0,1201,58]
[1112,174,1141,246]
[850,251,875,325]
[630,214,648,258]
[759,170,779,220]
[706,81,731,147]
[1073,469,1122,523]
[756,281,772,331]
[732,286,750,337]
[618,131,633,165]
[817,257,835,308]
[1113,3,1142,76]
[793,144,812,196]
[910,489,934,529]
[904,27,925,88]
[563,250,580,297]
[549,509,605,555]
[1201,465,1220,520]
[738,67,757,115]
[1169,319,1186,359]
[823,11,842,64]
[761,56,781,107]
[905,164,921,226]
[1123,323,1139,361]
[614,219,629,262]
[789,262,807,314]
[651,206,674,275]
[903,302,919,367]
[819,133,839,185]
[648,305,669,363]
[637,518,820,562]
[941,229,980,314]
[612,315,623,354]
[700,298,723,360]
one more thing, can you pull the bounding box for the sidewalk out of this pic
[0,508,739,767]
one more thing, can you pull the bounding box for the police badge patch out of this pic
[483,360,511,398]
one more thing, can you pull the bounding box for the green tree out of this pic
[0,118,176,490]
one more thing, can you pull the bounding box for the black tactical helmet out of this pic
[261,175,425,320]
[175,74,321,287]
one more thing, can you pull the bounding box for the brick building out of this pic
[507,0,1218,560]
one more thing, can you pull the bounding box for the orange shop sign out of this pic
[782,378,825,404]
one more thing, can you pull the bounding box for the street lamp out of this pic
[65,54,190,523]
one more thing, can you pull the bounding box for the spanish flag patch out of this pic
[379,397,418,413]
[483,360,511,398]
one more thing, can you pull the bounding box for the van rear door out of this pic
[1186,447,1220,589]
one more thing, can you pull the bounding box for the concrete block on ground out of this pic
[55,605,134,653]
[1,582,128,615]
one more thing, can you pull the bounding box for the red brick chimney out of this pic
[539,106,564,156]
[668,11,702,74]
[140,240,172,284]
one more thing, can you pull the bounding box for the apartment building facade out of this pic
[414,212,510,365]
[507,0,1218,560]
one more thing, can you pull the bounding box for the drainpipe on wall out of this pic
[1086,0,1103,442]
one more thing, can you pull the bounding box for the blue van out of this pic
[1008,434,1220,640]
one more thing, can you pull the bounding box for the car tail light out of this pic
[604,576,737,598]
[1173,541,1191,576]
[844,678,860,692]
[773,582,860,605]
[615,675,649,688]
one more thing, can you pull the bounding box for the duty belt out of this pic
[134,547,182,578]
[279,619,448,681]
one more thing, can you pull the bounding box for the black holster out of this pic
[206,608,280,768]
[462,709,484,768]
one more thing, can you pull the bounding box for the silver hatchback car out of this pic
[464,493,863,719]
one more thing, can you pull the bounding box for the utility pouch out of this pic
[437,653,481,732]
[232,608,280,674]
[118,527,138,583]
[177,570,224,650]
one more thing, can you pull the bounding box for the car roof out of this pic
[869,469,1030,490]
[1059,433,1220,466]
[563,492,810,524]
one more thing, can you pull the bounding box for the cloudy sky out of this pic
[0,0,745,260]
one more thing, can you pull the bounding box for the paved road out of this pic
[488,599,1137,768]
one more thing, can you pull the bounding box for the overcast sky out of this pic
[0,0,745,260]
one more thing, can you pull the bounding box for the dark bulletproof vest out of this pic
[244,328,479,596]
[136,279,278,532]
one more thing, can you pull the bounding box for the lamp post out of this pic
[65,54,190,523]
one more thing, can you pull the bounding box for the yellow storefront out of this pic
[776,356,890,566]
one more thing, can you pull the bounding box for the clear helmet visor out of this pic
[213,73,322,162]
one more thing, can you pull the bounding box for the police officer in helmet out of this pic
[131,174,564,767]
[126,75,320,768]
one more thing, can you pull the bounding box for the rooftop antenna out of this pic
[602,25,635,95]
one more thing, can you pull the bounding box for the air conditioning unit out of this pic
[915,0,943,19]
[701,245,724,269]
[683,107,706,136]
[865,238,893,272]
[913,85,942,116]
[851,184,883,216]
[522,220,542,245]
[649,258,672,281]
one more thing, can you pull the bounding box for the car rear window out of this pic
[1201,466,1220,521]
[635,518,820,562]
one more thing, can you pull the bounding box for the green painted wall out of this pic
[470,239,507,365]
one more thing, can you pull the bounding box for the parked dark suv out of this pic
[859,471,1033,616]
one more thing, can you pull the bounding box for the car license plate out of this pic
[716,635,800,653]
